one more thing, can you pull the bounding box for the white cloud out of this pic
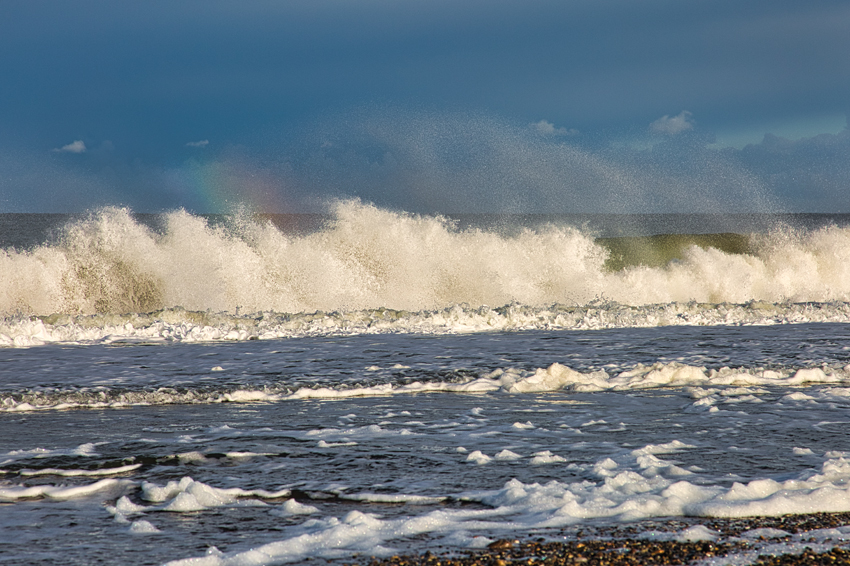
[530,120,578,137]
[53,140,86,153]
[650,111,694,135]
[186,140,209,148]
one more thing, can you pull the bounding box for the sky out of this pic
[1,0,849,213]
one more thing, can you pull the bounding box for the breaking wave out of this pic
[4,360,850,412]
[3,201,850,346]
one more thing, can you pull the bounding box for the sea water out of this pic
[2,203,850,565]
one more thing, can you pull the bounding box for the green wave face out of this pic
[597,233,754,271]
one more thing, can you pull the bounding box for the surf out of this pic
[2,201,850,321]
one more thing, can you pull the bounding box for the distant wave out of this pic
[4,360,850,412]
[3,201,850,320]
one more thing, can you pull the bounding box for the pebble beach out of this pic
[349,513,850,566]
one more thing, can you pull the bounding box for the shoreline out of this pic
[341,513,850,566]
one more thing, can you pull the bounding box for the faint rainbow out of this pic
[165,159,297,213]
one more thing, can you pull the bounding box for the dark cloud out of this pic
[1,0,848,211]
[3,1,848,137]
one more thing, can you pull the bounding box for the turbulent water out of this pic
[3,204,850,565]
[3,202,850,346]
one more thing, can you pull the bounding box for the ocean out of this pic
[3,202,850,565]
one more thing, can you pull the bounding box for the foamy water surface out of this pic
[3,207,850,565]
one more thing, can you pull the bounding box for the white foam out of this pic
[164,452,850,566]
[793,447,816,455]
[494,449,522,461]
[739,527,792,539]
[176,452,209,464]
[304,424,414,439]
[711,526,850,565]
[270,500,319,516]
[129,520,160,534]
[5,361,850,413]
[108,495,148,516]
[677,525,720,541]
[0,478,134,501]
[466,451,492,465]
[476,458,850,522]
[5,300,850,350]
[530,451,566,465]
[632,440,696,456]
[339,493,447,504]
[5,205,850,348]
[166,510,400,566]
[18,463,142,477]
[140,477,290,511]
[500,362,850,394]
[1,443,101,462]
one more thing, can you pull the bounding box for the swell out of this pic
[3,202,850,318]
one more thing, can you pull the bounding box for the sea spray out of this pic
[3,201,850,318]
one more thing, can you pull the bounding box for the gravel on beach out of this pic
[341,513,850,566]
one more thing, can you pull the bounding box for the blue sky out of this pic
[1,0,848,213]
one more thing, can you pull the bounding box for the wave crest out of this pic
[3,202,850,318]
